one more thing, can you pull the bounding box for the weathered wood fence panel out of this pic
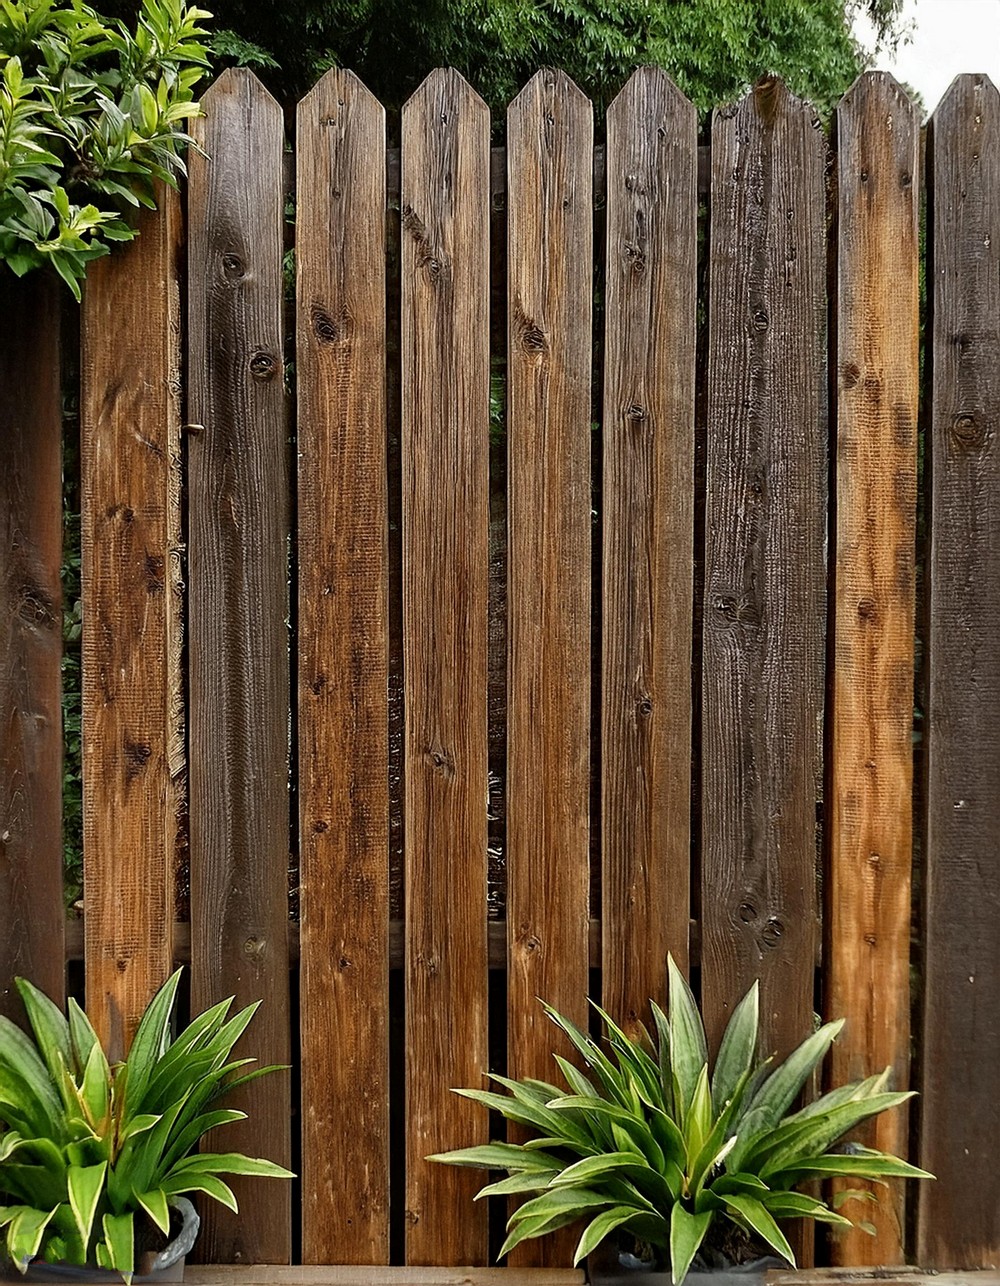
[187,68,292,1264]
[919,72,1000,1271]
[602,67,697,1025]
[0,272,64,1020]
[401,68,491,1266]
[506,69,593,1269]
[80,191,182,1056]
[701,78,828,1064]
[296,68,390,1265]
[828,72,920,1266]
[7,64,1000,1278]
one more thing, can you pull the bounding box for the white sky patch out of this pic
[853,0,1000,116]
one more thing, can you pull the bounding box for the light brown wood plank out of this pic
[0,272,65,1021]
[601,68,697,1028]
[187,69,291,1264]
[296,68,389,1266]
[506,68,593,1269]
[400,68,491,1266]
[183,1269,585,1286]
[919,73,1000,1272]
[701,78,827,1057]
[828,72,920,1266]
[79,190,182,1056]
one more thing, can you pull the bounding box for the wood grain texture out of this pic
[701,79,827,1058]
[0,271,65,1021]
[296,68,389,1267]
[187,69,291,1264]
[602,68,697,1026]
[919,73,1000,1271]
[400,68,490,1267]
[828,73,920,1266]
[79,191,182,1056]
[506,69,593,1268]
[183,1269,585,1286]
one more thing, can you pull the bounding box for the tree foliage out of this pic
[196,0,906,116]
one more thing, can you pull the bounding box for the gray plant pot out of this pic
[5,1199,200,1285]
[588,1240,787,1286]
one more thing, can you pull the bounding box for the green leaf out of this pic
[755,1092,915,1178]
[720,1195,795,1265]
[574,1205,646,1265]
[426,1143,563,1172]
[67,1162,107,1251]
[160,1170,237,1211]
[474,1170,558,1199]
[667,955,707,1118]
[669,1204,712,1285]
[168,1151,294,1179]
[121,969,182,1116]
[134,1188,170,1235]
[7,1205,58,1269]
[79,1042,111,1128]
[67,1000,99,1080]
[711,980,758,1114]
[13,977,71,1090]
[509,1186,610,1227]
[772,1151,934,1184]
[683,1065,713,1168]
[102,1211,134,1281]
[760,1191,852,1227]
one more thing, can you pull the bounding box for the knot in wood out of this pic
[312,819,329,833]
[738,901,757,923]
[124,738,151,779]
[857,597,877,622]
[951,413,987,451]
[311,306,342,345]
[249,350,277,382]
[761,917,784,948]
[221,252,245,279]
[841,361,861,389]
[750,308,769,333]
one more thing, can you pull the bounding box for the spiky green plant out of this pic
[0,969,293,1281]
[430,957,932,1283]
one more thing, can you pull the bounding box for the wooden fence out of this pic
[1,63,998,1274]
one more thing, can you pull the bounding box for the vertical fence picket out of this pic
[187,69,291,1264]
[602,68,697,1024]
[296,68,389,1266]
[401,68,491,1266]
[828,72,920,1265]
[507,69,592,1267]
[919,73,1000,1271]
[0,273,65,1019]
[701,79,827,1061]
[80,192,182,1054]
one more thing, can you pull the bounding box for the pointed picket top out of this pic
[297,65,384,125]
[932,70,1000,125]
[197,63,283,120]
[508,65,593,127]
[837,68,920,123]
[713,74,824,134]
[607,64,695,130]
[402,65,489,123]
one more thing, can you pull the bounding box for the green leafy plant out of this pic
[0,969,293,1281]
[0,0,211,299]
[430,957,932,1282]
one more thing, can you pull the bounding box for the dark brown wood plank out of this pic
[919,72,1000,1272]
[296,68,389,1266]
[0,271,65,1021]
[400,68,491,1266]
[506,69,593,1269]
[828,72,920,1266]
[187,69,291,1264]
[79,192,182,1056]
[602,68,697,1027]
[701,78,827,1057]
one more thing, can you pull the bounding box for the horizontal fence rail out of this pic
[1,66,999,1275]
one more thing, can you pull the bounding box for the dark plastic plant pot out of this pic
[587,1240,787,1286]
[4,1200,200,1285]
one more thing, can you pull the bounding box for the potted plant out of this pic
[430,956,932,1283]
[0,969,293,1283]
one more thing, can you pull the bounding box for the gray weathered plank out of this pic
[400,68,491,1266]
[701,78,827,1058]
[187,69,292,1264]
[919,72,1000,1272]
